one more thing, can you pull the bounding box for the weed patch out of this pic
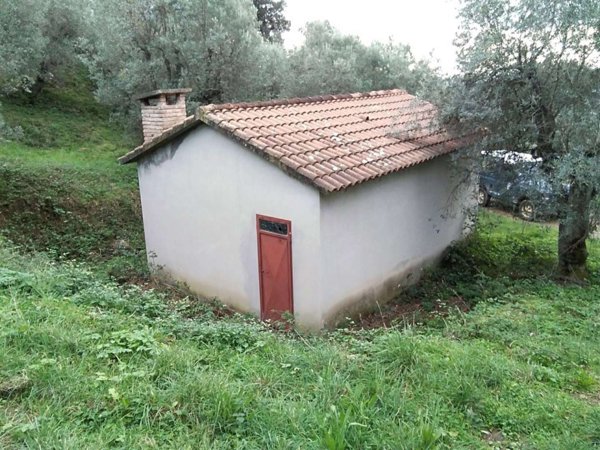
[0,231,598,448]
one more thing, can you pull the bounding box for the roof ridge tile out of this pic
[199,89,407,113]
[208,95,414,120]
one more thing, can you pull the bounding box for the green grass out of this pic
[1,69,599,448]
[0,67,145,281]
[0,65,132,150]
[0,216,599,449]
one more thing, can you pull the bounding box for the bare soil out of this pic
[353,296,470,330]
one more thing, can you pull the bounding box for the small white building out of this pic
[120,88,475,329]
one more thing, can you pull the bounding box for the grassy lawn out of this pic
[0,216,599,449]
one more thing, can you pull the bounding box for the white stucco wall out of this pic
[137,126,323,327]
[319,155,474,324]
[136,127,474,329]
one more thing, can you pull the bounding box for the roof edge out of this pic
[200,89,407,113]
[118,115,200,164]
[199,113,328,194]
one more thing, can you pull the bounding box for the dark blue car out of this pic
[478,151,559,221]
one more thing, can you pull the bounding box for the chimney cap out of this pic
[134,88,192,101]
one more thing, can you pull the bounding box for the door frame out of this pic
[256,214,294,320]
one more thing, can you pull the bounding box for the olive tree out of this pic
[285,21,439,97]
[446,0,599,277]
[0,0,47,94]
[253,0,290,43]
[82,0,287,118]
[0,0,86,97]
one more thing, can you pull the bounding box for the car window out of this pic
[481,152,545,188]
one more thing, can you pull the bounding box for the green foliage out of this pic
[2,0,439,131]
[0,215,599,448]
[1,7,599,448]
[444,0,600,274]
[90,328,161,360]
[253,0,290,43]
[185,321,269,353]
[0,161,145,279]
[81,4,440,123]
[285,21,439,98]
[0,71,145,281]
[0,0,47,94]
[390,211,565,324]
[445,212,558,277]
[0,268,34,292]
[0,0,86,95]
[0,64,123,148]
[82,0,283,118]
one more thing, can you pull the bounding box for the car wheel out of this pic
[478,187,490,207]
[518,199,535,221]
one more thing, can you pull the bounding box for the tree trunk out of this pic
[28,60,51,102]
[558,182,593,278]
[29,75,45,100]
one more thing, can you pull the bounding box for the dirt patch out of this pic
[481,429,505,444]
[575,391,600,406]
[0,375,32,399]
[352,296,470,330]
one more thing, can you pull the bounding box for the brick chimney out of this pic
[135,88,192,142]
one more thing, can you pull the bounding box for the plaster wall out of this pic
[319,155,474,325]
[137,127,323,327]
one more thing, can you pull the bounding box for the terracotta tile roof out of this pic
[120,89,475,192]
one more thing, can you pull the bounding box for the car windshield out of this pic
[516,167,554,193]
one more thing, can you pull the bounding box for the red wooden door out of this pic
[256,215,293,322]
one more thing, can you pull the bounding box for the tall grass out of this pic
[1,215,599,449]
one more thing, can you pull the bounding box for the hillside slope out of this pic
[0,73,145,281]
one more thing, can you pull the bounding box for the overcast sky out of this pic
[282,0,461,74]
